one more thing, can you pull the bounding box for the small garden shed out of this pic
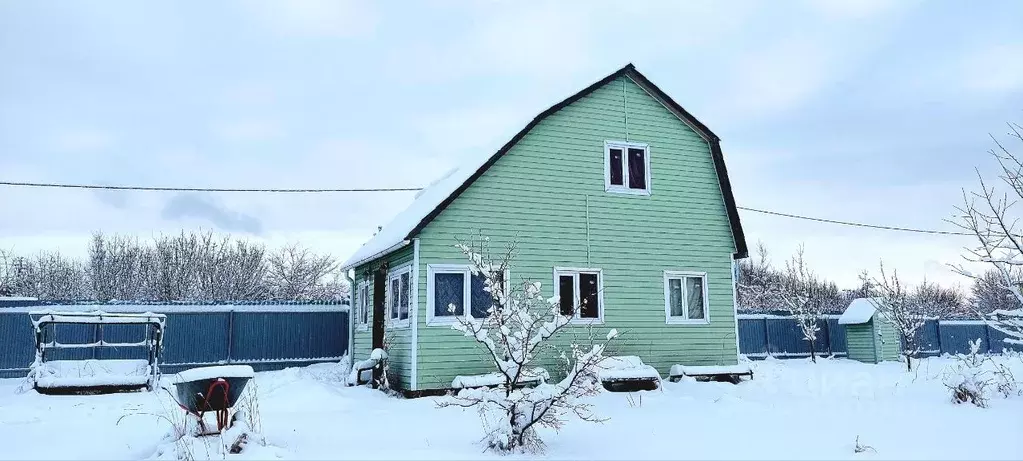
[838,298,900,364]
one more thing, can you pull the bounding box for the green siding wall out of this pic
[875,317,900,361]
[353,245,414,390]
[846,323,878,363]
[412,76,739,390]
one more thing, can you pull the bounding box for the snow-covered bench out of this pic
[597,356,661,392]
[348,349,388,387]
[668,364,752,384]
[451,368,549,389]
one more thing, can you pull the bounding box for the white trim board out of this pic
[552,267,605,325]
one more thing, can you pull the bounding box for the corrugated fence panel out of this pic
[96,323,149,361]
[940,323,990,354]
[737,318,767,356]
[161,312,231,365]
[988,327,1023,352]
[826,318,847,356]
[0,313,36,378]
[915,321,941,357]
[228,311,348,372]
[0,307,349,378]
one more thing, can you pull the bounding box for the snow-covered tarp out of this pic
[669,364,752,377]
[31,310,166,328]
[597,356,660,381]
[32,359,151,389]
[173,365,254,383]
[838,297,880,325]
[451,368,550,388]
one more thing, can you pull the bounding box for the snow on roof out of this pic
[838,298,880,325]
[341,154,491,269]
[0,296,38,301]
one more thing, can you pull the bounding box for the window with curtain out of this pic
[665,272,708,323]
[387,267,411,325]
[555,269,602,322]
[605,141,649,194]
[429,265,508,324]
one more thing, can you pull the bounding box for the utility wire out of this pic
[0,180,972,236]
[736,206,971,236]
[0,181,422,193]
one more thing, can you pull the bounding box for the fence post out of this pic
[935,320,943,356]
[822,319,832,356]
[763,317,771,357]
[984,324,993,354]
[226,309,234,365]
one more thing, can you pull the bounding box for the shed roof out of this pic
[341,63,749,269]
[838,298,880,325]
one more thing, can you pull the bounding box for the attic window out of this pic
[605,141,650,195]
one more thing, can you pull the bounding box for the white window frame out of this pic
[386,264,412,329]
[663,270,710,325]
[604,140,651,196]
[355,280,371,331]
[426,264,509,326]
[553,267,604,324]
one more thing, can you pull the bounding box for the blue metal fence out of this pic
[737,315,1022,359]
[0,304,349,379]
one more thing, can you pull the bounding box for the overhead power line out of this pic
[0,180,972,236]
[736,206,971,236]
[0,181,422,193]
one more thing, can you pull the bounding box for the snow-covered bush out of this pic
[942,337,1020,407]
[944,339,991,407]
[440,237,616,453]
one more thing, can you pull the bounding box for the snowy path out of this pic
[1,357,1020,460]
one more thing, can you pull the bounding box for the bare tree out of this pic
[737,241,785,312]
[872,262,927,371]
[951,121,1023,347]
[912,278,966,319]
[0,249,14,296]
[779,245,830,363]
[266,243,338,300]
[971,268,1023,314]
[439,237,614,453]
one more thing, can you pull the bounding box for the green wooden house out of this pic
[342,64,749,392]
[838,298,900,363]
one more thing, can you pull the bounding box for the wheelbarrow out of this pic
[170,365,254,436]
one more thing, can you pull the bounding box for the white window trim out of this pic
[553,267,604,324]
[355,280,371,331]
[604,140,651,196]
[663,270,710,325]
[386,264,413,329]
[426,264,509,326]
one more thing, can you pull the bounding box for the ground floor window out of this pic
[356,281,370,328]
[664,271,708,323]
[427,264,506,324]
[387,266,411,326]
[554,268,603,323]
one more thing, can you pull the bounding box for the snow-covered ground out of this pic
[1,355,1020,460]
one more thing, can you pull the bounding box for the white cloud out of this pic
[715,38,837,121]
[240,0,377,38]
[960,44,1023,93]
[211,118,286,143]
[50,129,114,153]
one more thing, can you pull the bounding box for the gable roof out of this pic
[839,298,881,325]
[342,64,748,269]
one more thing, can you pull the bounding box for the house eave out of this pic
[342,240,411,271]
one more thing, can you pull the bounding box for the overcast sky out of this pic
[1,1,1021,289]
